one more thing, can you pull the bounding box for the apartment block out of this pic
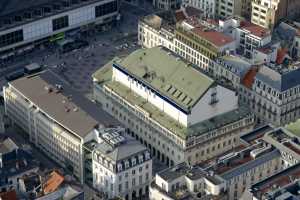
[138,12,175,50]
[182,0,216,18]
[216,0,249,19]
[174,19,236,71]
[251,0,300,29]
[213,54,252,89]
[93,47,254,167]
[84,127,152,200]
[240,63,300,126]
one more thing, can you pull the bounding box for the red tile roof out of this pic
[175,10,186,22]
[43,171,64,194]
[240,21,270,38]
[242,67,258,89]
[276,48,288,64]
[192,27,234,47]
[0,190,17,200]
[257,47,273,54]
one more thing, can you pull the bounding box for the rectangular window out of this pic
[95,1,118,18]
[0,29,23,48]
[52,16,69,31]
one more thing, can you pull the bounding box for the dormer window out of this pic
[145,152,150,160]
[117,163,123,172]
[139,155,144,163]
[132,157,136,166]
[125,160,129,169]
[98,155,103,164]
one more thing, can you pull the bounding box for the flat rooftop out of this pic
[158,162,222,185]
[250,163,300,199]
[93,61,251,139]
[192,27,235,47]
[112,47,214,113]
[240,125,273,145]
[141,11,176,32]
[10,71,118,139]
[240,21,270,38]
[205,142,281,180]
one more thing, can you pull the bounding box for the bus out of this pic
[24,63,42,74]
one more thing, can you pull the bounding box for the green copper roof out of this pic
[93,65,252,139]
[113,47,214,112]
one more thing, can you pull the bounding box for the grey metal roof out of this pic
[158,163,205,181]
[221,149,281,180]
[10,71,119,139]
[256,66,300,92]
[95,135,147,161]
[217,55,252,78]
[158,163,223,185]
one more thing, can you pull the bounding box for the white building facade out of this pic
[3,72,105,184]
[89,128,152,200]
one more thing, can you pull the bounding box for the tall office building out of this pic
[3,71,118,183]
[0,0,119,55]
